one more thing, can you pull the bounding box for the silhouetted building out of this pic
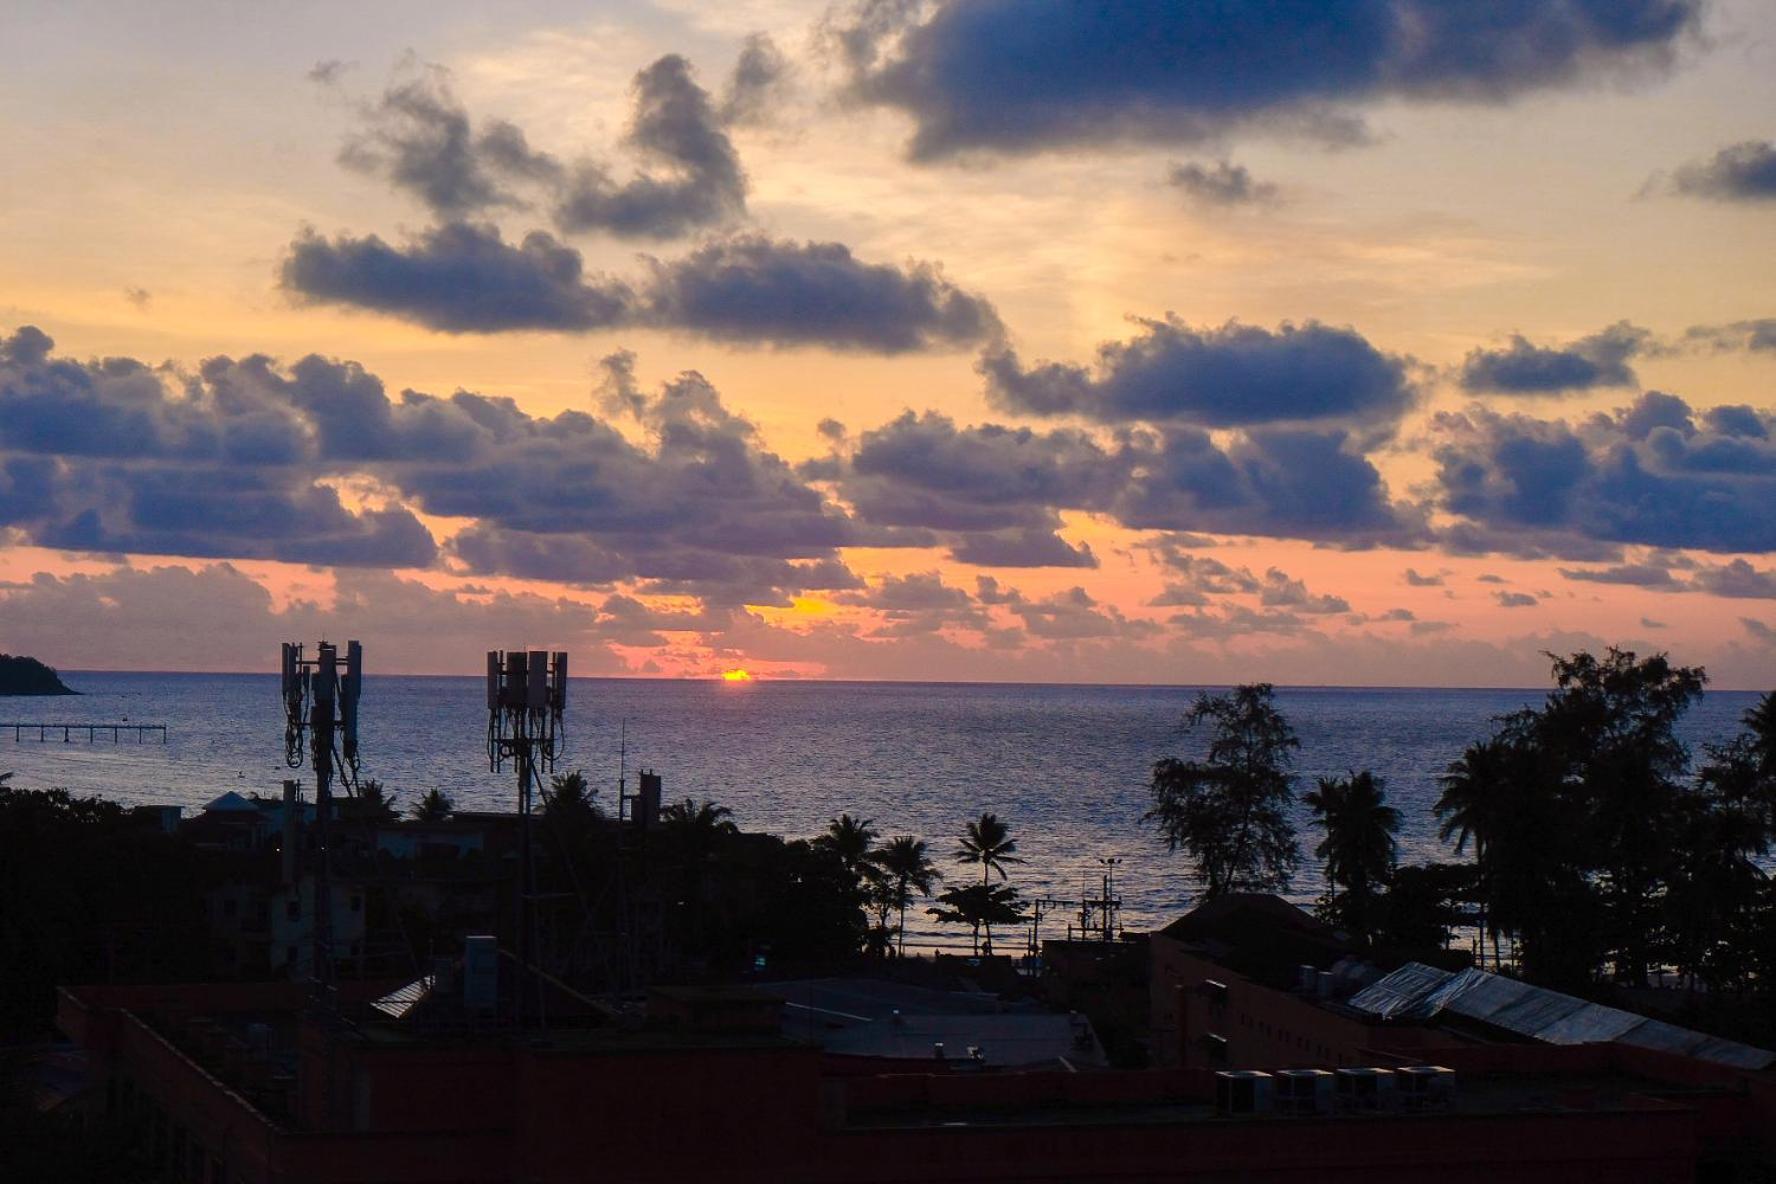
[58,948,1776,1183]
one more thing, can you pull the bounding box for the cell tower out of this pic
[280,640,363,993]
[486,649,568,1027]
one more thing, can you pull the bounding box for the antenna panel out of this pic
[526,650,549,710]
[341,641,363,762]
[486,651,501,710]
[551,651,568,709]
[505,651,528,709]
[313,643,337,706]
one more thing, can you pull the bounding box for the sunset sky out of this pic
[2,0,1773,685]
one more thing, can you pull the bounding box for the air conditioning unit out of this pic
[1275,1068,1335,1115]
[1215,1070,1273,1116]
[462,934,499,1014]
[1335,1067,1397,1112]
[1397,1065,1456,1111]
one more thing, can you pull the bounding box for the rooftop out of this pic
[1350,963,1776,1071]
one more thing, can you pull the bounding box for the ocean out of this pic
[2,673,1764,949]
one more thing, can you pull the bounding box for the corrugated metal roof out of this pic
[1347,962,1774,1071]
[1344,961,1447,1020]
[371,975,435,1020]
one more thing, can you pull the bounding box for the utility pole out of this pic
[486,650,567,1029]
[281,640,362,997]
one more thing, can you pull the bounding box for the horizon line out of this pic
[48,669,1772,694]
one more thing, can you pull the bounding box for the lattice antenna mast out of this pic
[486,649,567,1028]
[281,640,363,995]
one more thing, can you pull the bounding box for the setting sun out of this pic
[721,669,754,682]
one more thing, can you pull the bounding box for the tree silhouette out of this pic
[1145,684,1299,896]
[544,769,598,823]
[1435,738,1513,967]
[1304,770,1398,944]
[956,812,1023,886]
[815,813,880,883]
[928,882,1024,956]
[345,779,399,823]
[411,787,455,821]
[873,835,941,957]
[1522,648,1705,986]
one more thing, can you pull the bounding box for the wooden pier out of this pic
[1,722,168,743]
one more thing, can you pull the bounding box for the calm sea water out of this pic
[2,674,1764,948]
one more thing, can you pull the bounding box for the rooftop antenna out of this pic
[486,648,567,1029]
[281,639,362,997]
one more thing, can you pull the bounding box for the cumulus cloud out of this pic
[642,236,1001,352]
[1558,561,1678,587]
[335,55,745,239]
[1431,391,1776,554]
[1683,319,1776,354]
[282,223,633,333]
[829,410,1126,565]
[948,525,1095,568]
[0,327,884,603]
[1665,140,1776,203]
[1001,585,1154,642]
[553,55,747,239]
[831,402,1422,550]
[831,0,1699,160]
[834,570,989,636]
[982,317,1414,429]
[839,411,1126,530]
[0,563,635,674]
[337,66,563,217]
[1257,567,1351,614]
[721,33,793,126]
[1148,553,1344,614]
[283,227,999,352]
[1402,567,1447,586]
[0,327,437,568]
[1495,590,1539,608]
[1458,321,1648,395]
[1691,558,1776,599]
[1115,426,1423,545]
[1167,161,1279,209]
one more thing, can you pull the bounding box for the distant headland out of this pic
[0,654,77,695]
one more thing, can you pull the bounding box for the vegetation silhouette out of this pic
[1145,683,1300,896]
[945,813,1025,953]
[410,786,455,821]
[873,835,942,957]
[1304,769,1399,946]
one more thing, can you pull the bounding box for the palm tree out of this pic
[1436,739,1508,968]
[873,835,942,957]
[1303,770,1399,943]
[956,812,1023,887]
[349,779,400,823]
[544,770,597,821]
[660,798,737,953]
[411,787,454,822]
[816,813,880,882]
[662,797,736,834]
